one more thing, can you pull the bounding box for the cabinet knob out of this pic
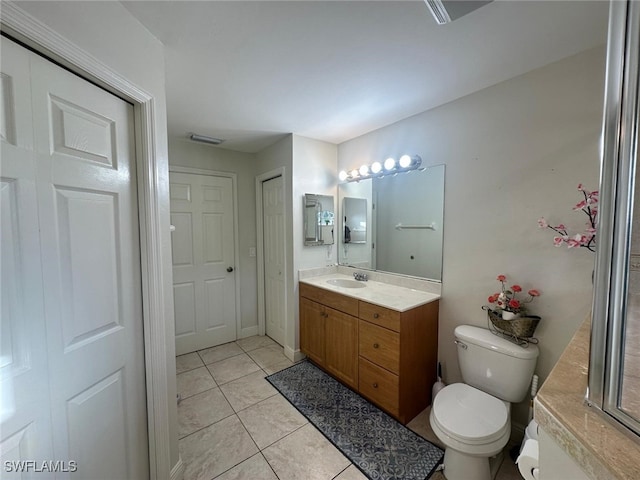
[373,313,379,319]
[373,383,378,388]
[373,343,379,349]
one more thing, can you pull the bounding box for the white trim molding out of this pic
[1,3,176,479]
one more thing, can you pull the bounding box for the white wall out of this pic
[338,47,605,427]
[12,0,180,472]
[254,135,337,356]
[291,135,338,352]
[168,139,259,335]
[255,136,296,352]
[292,135,339,270]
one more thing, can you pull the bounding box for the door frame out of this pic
[255,168,288,341]
[168,166,242,342]
[1,5,178,480]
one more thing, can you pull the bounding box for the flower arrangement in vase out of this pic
[487,274,540,319]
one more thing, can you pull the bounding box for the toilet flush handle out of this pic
[454,340,467,350]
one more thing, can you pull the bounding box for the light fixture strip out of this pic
[339,155,422,182]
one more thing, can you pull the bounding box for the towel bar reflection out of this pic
[394,223,436,230]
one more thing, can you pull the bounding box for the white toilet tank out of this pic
[454,325,539,403]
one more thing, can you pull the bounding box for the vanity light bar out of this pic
[339,155,422,182]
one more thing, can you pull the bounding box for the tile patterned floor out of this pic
[176,335,523,480]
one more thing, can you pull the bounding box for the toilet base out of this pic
[442,448,504,480]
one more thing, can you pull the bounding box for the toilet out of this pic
[430,325,539,480]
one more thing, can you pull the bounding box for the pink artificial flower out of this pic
[556,224,566,230]
[508,299,521,309]
[574,200,587,210]
[553,236,564,246]
[586,227,597,234]
[567,238,581,248]
[528,289,541,297]
[497,275,506,282]
[577,183,584,191]
[537,217,548,228]
[488,295,497,303]
[511,285,522,293]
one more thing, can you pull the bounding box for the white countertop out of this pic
[299,273,440,312]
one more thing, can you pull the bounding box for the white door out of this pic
[262,176,286,346]
[170,172,237,354]
[0,37,148,479]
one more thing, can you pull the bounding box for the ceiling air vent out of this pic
[424,0,493,25]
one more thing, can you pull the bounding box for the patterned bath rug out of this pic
[266,361,444,480]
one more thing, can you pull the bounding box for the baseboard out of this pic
[284,345,306,362]
[240,325,259,338]
[170,457,185,480]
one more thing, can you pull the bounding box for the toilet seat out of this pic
[432,383,509,446]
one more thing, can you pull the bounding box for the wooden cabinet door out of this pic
[325,308,358,389]
[300,297,325,366]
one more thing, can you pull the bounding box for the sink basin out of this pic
[326,278,366,289]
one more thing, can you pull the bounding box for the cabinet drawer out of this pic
[300,283,358,317]
[359,357,399,416]
[359,301,401,332]
[359,320,400,374]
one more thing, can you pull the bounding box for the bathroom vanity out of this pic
[299,274,439,424]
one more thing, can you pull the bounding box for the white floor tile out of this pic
[178,387,234,438]
[180,415,258,480]
[207,353,261,385]
[214,453,278,480]
[177,366,216,399]
[237,395,308,449]
[219,370,278,412]
[262,423,350,480]
[176,352,204,374]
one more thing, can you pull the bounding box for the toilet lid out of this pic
[433,383,509,445]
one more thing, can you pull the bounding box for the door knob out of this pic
[373,343,379,349]
[227,267,234,272]
[373,383,378,389]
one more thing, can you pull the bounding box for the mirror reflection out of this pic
[343,197,367,244]
[303,194,335,246]
[338,165,445,281]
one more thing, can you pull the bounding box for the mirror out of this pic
[338,165,445,281]
[303,194,335,246]
[343,197,367,244]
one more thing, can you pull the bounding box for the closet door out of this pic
[1,35,55,472]
[0,36,148,479]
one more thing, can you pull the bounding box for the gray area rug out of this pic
[266,361,444,480]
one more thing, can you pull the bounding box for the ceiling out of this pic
[122,1,609,153]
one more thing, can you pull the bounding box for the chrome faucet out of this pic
[353,272,368,282]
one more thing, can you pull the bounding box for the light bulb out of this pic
[399,154,412,168]
[351,169,359,178]
[371,162,382,174]
[338,170,348,181]
[384,157,396,171]
[359,165,369,176]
